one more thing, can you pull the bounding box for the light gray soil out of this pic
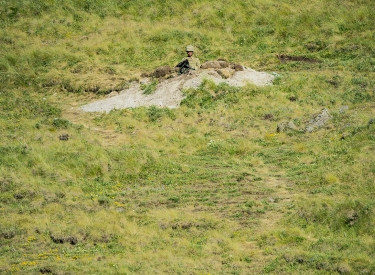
[80,67,275,113]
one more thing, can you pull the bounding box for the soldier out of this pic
[176,45,201,74]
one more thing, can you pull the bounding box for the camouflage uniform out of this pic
[179,56,201,71]
[177,45,201,72]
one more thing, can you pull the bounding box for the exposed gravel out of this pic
[80,67,275,113]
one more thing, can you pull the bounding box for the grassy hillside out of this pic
[1,0,374,274]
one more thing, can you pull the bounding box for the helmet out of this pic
[186,45,194,52]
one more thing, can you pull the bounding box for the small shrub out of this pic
[98,195,110,205]
[168,196,180,203]
[180,81,215,109]
[147,106,175,122]
[52,118,71,129]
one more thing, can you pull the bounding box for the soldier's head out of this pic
[186,45,194,57]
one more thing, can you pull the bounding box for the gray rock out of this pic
[59,134,69,141]
[106,91,119,98]
[339,106,349,113]
[215,68,235,79]
[277,120,298,132]
[200,61,222,69]
[305,108,332,133]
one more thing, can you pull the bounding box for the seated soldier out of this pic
[176,45,201,74]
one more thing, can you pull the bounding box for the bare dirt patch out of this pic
[80,67,275,113]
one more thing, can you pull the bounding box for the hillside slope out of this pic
[0,1,374,274]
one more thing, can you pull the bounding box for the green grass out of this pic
[1,0,375,274]
[141,79,158,95]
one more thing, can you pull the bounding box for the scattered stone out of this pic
[277,120,298,132]
[139,78,151,85]
[106,91,119,98]
[14,193,25,200]
[282,254,294,263]
[305,42,323,51]
[216,68,234,79]
[346,210,358,226]
[315,262,330,270]
[100,234,114,243]
[337,263,351,274]
[159,223,167,230]
[50,235,78,245]
[39,267,54,274]
[296,256,305,263]
[141,65,176,78]
[200,61,222,69]
[81,65,275,112]
[263,114,274,121]
[1,231,16,239]
[116,207,125,213]
[218,60,229,68]
[152,65,174,78]
[13,190,35,200]
[339,106,349,113]
[181,223,193,230]
[271,72,281,78]
[326,78,340,87]
[230,63,244,71]
[67,237,78,245]
[206,70,222,78]
[171,222,196,230]
[59,134,69,141]
[43,191,58,202]
[305,108,332,133]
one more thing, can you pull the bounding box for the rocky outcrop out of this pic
[276,108,332,133]
[216,68,235,79]
[200,60,244,72]
[200,60,229,69]
[276,120,298,133]
[305,108,332,133]
[80,67,275,112]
